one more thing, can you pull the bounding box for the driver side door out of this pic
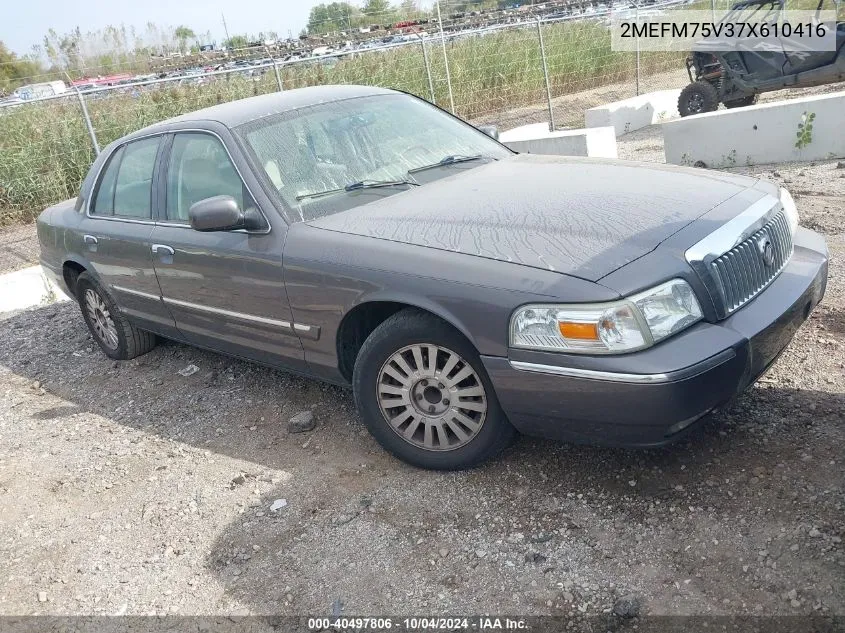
[149,130,306,369]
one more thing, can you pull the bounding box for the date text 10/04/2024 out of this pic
[307,617,529,630]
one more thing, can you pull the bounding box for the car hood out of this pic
[307,154,761,281]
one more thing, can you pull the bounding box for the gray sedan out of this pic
[36,85,828,469]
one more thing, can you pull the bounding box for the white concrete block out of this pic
[0,265,71,313]
[585,89,681,137]
[500,124,618,158]
[662,91,845,167]
[499,122,554,140]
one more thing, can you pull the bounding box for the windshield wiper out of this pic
[296,179,419,201]
[407,154,491,175]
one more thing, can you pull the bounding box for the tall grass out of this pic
[0,21,682,225]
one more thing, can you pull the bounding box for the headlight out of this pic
[510,279,703,354]
[779,187,799,235]
[630,279,703,342]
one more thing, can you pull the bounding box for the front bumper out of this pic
[481,227,828,447]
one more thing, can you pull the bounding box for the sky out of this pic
[5,0,338,55]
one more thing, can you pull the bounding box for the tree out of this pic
[0,41,44,94]
[42,30,61,69]
[307,4,330,32]
[307,2,360,34]
[259,30,280,43]
[174,25,196,54]
[223,34,249,49]
[398,0,422,19]
[363,0,394,21]
[41,27,84,73]
[34,22,194,77]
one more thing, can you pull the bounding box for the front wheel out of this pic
[678,81,720,117]
[352,309,516,470]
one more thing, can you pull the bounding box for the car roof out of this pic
[139,84,398,132]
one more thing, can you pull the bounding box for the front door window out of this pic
[166,133,253,223]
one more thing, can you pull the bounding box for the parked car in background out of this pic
[12,80,68,101]
[37,86,828,469]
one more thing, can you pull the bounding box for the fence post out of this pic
[436,0,455,113]
[266,47,284,92]
[66,73,99,156]
[419,35,436,104]
[536,18,556,132]
[635,2,641,96]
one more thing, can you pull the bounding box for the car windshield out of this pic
[236,93,511,221]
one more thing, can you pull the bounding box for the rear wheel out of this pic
[724,95,759,109]
[76,272,157,360]
[678,81,720,117]
[352,309,516,470]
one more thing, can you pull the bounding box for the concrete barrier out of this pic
[662,91,845,167]
[0,265,70,313]
[585,89,680,137]
[500,123,618,158]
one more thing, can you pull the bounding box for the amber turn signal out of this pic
[558,321,599,341]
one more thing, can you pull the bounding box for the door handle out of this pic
[83,234,98,252]
[151,244,175,265]
[151,244,174,256]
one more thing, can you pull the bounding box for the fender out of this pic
[61,251,100,282]
[343,289,481,352]
[55,252,98,301]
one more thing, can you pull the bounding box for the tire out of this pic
[76,272,157,361]
[352,309,517,470]
[678,81,720,117]
[724,95,759,109]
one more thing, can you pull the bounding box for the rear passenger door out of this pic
[78,135,177,333]
[149,130,305,368]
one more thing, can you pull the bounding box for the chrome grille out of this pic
[709,209,793,315]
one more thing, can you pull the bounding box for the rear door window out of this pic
[113,137,160,219]
[91,146,124,216]
[91,137,160,219]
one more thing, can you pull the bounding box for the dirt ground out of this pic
[0,129,843,625]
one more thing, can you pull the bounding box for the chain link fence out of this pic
[1,5,696,228]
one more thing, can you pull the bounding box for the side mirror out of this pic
[478,124,500,141]
[189,195,264,232]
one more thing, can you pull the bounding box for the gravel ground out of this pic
[0,131,843,624]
